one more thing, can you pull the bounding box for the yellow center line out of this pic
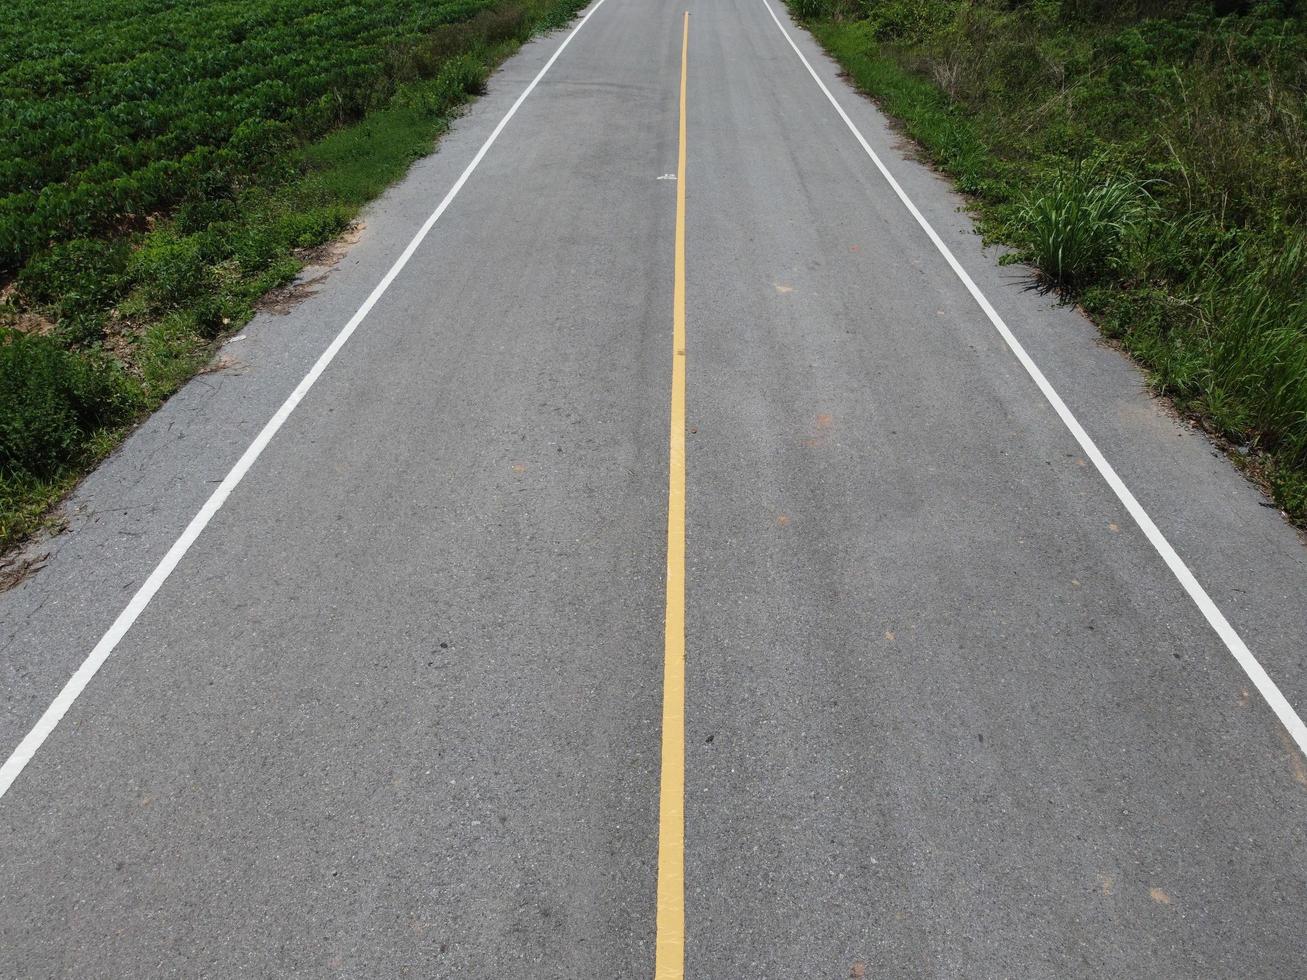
[654,11,689,980]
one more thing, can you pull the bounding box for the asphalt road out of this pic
[3,0,1306,976]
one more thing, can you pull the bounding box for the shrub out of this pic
[0,331,139,478]
[792,0,863,21]
[129,232,212,309]
[433,53,492,104]
[16,238,131,320]
[862,0,957,43]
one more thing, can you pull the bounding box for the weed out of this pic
[0,331,137,479]
[1017,160,1152,290]
[129,233,213,311]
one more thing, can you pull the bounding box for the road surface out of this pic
[2,0,1306,975]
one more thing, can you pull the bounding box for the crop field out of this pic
[0,0,508,272]
[0,0,586,550]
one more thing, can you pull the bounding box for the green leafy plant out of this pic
[0,331,137,479]
[1017,160,1152,290]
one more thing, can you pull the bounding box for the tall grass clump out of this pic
[1018,161,1152,290]
[1194,235,1307,458]
[790,0,852,20]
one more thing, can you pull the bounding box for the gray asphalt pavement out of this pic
[2,0,1306,975]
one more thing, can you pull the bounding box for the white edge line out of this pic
[761,0,1307,756]
[0,0,610,801]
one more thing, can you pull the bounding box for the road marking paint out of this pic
[761,0,1307,757]
[0,0,612,802]
[654,12,689,980]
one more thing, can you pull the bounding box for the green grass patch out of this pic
[802,0,1307,524]
[0,0,588,553]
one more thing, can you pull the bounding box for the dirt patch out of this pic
[258,221,366,316]
[258,271,332,315]
[0,283,56,336]
[0,551,49,592]
[197,353,246,376]
[297,220,366,268]
[9,310,57,336]
[100,312,144,364]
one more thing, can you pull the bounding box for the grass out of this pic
[1016,160,1153,290]
[800,0,1307,523]
[0,0,588,552]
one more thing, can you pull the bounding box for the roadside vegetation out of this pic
[0,0,587,551]
[790,0,1307,522]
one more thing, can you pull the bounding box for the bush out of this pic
[129,233,212,310]
[861,0,957,42]
[791,0,833,18]
[16,237,131,320]
[433,53,492,104]
[792,0,867,20]
[0,331,139,479]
